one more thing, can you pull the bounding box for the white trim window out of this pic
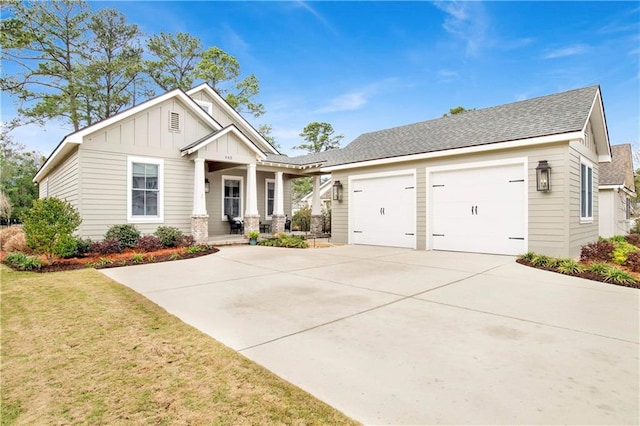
[128,156,163,223]
[194,100,213,115]
[580,159,594,221]
[265,178,275,219]
[222,175,243,219]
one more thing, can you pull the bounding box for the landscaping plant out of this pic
[20,197,81,263]
[154,226,183,247]
[104,224,140,248]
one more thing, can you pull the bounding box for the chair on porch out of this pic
[226,214,244,234]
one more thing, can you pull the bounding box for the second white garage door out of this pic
[351,173,416,248]
[430,163,526,255]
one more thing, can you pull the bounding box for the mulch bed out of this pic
[1,246,219,273]
[516,258,640,289]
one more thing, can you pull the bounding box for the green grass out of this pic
[0,265,359,425]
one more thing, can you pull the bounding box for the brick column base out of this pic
[243,214,260,234]
[191,214,209,244]
[271,214,285,233]
[310,214,323,235]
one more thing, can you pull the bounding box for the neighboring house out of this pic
[275,85,611,258]
[298,177,332,212]
[34,83,324,242]
[598,144,636,237]
[35,84,611,258]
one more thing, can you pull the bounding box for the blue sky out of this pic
[3,1,639,159]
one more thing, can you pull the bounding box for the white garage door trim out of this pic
[348,169,417,249]
[426,158,528,254]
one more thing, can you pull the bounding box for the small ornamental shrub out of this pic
[292,206,311,232]
[625,233,640,248]
[586,262,610,275]
[154,226,183,248]
[134,235,163,252]
[556,258,583,275]
[104,224,140,248]
[4,252,43,271]
[90,238,122,255]
[4,232,30,253]
[21,197,81,263]
[53,233,78,259]
[611,240,639,265]
[177,234,195,247]
[259,233,308,248]
[0,226,23,250]
[602,266,636,285]
[531,255,553,268]
[74,237,92,257]
[519,252,536,262]
[580,241,615,263]
[625,251,640,273]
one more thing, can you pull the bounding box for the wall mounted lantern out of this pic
[204,178,210,193]
[332,180,343,201]
[536,160,551,192]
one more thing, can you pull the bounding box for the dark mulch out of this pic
[2,246,219,273]
[516,258,640,289]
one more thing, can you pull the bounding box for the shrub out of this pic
[556,258,584,275]
[601,266,636,285]
[0,226,23,250]
[519,251,536,262]
[177,234,196,247]
[53,233,78,259]
[90,238,122,255]
[611,240,639,265]
[21,197,81,263]
[580,241,615,263]
[4,231,30,253]
[259,233,308,248]
[292,206,311,232]
[104,224,140,248]
[625,233,640,248]
[625,251,640,273]
[134,235,163,252]
[154,226,183,248]
[74,237,92,257]
[531,255,553,268]
[586,262,610,275]
[4,252,42,271]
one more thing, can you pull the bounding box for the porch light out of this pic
[204,178,210,193]
[536,161,551,192]
[332,180,343,201]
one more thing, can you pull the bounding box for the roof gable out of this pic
[187,83,279,155]
[181,124,266,160]
[600,144,635,193]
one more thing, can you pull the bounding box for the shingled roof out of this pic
[600,144,635,192]
[288,85,600,168]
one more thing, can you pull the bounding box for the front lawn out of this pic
[0,265,359,425]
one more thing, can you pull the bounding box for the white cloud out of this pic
[314,78,399,114]
[543,44,588,59]
[432,1,490,57]
[293,1,339,36]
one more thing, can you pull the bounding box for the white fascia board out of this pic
[599,184,636,197]
[184,125,266,160]
[583,89,611,162]
[33,140,80,183]
[34,89,221,183]
[321,131,582,172]
[187,84,279,155]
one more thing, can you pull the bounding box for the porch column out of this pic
[272,171,286,233]
[244,163,259,233]
[310,175,323,235]
[191,158,209,243]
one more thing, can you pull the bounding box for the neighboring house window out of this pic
[265,179,275,218]
[222,175,243,219]
[580,159,593,220]
[626,197,632,220]
[169,111,181,132]
[194,100,213,115]
[128,156,163,222]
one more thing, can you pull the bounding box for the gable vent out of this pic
[169,111,180,132]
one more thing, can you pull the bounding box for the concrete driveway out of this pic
[101,245,639,425]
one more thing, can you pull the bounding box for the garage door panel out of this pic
[352,174,415,249]
[431,163,526,256]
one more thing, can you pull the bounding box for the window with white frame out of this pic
[128,156,163,222]
[265,179,275,218]
[222,176,243,219]
[580,159,593,220]
[194,100,213,115]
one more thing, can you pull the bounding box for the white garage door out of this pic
[351,174,416,248]
[430,163,526,255]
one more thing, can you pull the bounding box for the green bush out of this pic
[53,233,78,258]
[74,237,92,257]
[556,258,583,275]
[611,240,639,265]
[105,224,140,248]
[154,226,183,247]
[4,252,43,271]
[259,233,308,248]
[21,197,81,264]
[292,206,311,232]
